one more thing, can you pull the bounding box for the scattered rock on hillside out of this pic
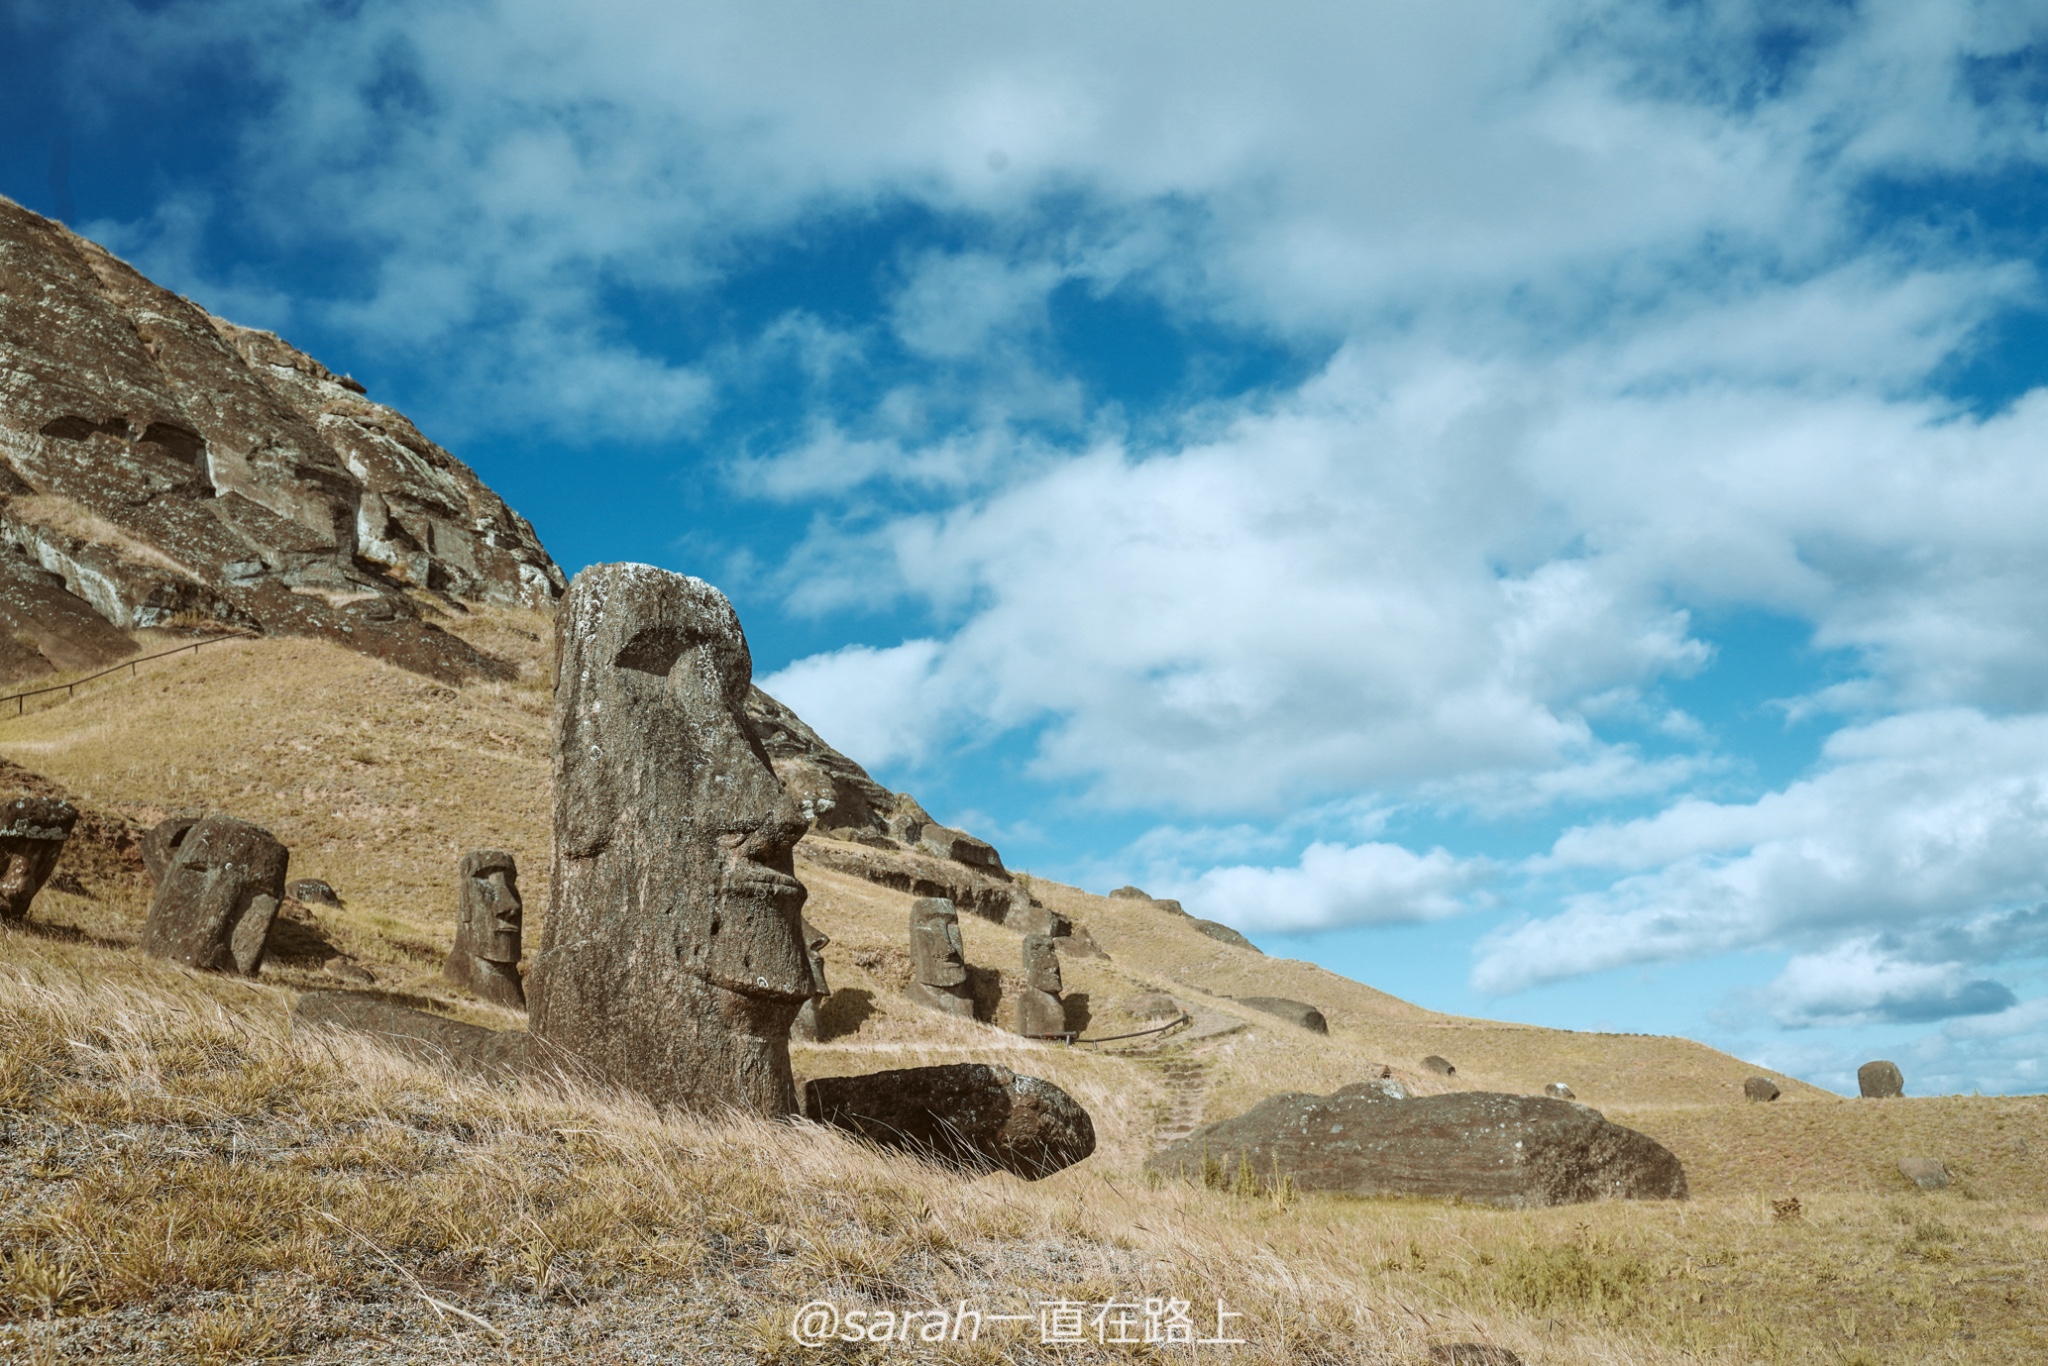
[1109,885,1150,899]
[1858,1060,1904,1098]
[0,196,563,686]
[795,834,1079,948]
[287,878,341,908]
[1147,1089,1688,1207]
[293,991,529,1078]
[139,814,288,975]
[0,794,76,922]
[1152,898,1187,915]
[528,563,811,1119]
[1898,1157,1951,1190]
[1234,996,1328,1034]
[1545,1082,1575,1100]
[1423,1054,1457,1076]
[802,1063,1096,1180]
[1744,1075,1781,1102]
[1190,917,1259,952]
[443,849,525,1010]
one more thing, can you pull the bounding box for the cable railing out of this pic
[1,635,241,718]
[1026,1011,1192,1047]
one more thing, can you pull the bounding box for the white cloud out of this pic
[756,639,951,770]
[1178,840,1490,935]
[1763,940,2016,1028]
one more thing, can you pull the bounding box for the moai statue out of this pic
[139,815,288,975]
[527,562,814,1118]
[0,796,78,923]
[904,896,976,1019]
[1014,934,1066,1037]
[444,849,525,1009]
[790,918,831,1042]
[141,812,202,887]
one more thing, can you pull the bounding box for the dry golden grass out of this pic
[2,626,2046,1361]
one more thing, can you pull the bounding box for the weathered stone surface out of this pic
[1021,934,1063,995]
[1423,1054,1457,1076]
[1109,885,1150,900]
[1545,1082,1576,1100]
[1190,917,1259,952]
[0,758,145,901]
[1859,1060,1905,1098]
[443,848,525,1009]
[803,1063,1096,1179]
[1124,990,1180,1019]
[1898,1157,1951,1190]
[1003,893,1072,939]
[797,835,1046,928]
[1148,1089,1688,1208]
[1152,898,1187,915]
[746,687,900,837]
[918,823,1004,873]
[0,795,76,922]
[1014,934,1066,1036]
[904,896,976,1019]
[1234,996,1327,1034]
[293,991,529,1079]
[1335,1077,1412,1101]
[527,563,812,1118]
[1744,1075,1782,1103]
[287,877,342,907]
[0,195,562,685]
[792,917,831,1042]
[141,813,202,886]
[139,814,288,974]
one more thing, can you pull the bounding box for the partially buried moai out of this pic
[139,815,288,975]
[527,562,814,1118]
[0,796,78,923]
[790,918,831,1042]
[444,849,525,1009]
[905,896,976,1019]
[1014,934,1066,1037]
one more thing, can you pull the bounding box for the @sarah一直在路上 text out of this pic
[789,1296,1246,1347]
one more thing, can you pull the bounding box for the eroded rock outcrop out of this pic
[0,795,76,922]
[1148,1089,1688,1208]
[0,195,563,685]
[803,1063,1096,1179]
[528,563,812,1118]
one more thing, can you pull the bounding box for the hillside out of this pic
[3,625,2046,1363]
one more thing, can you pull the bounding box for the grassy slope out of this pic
[2,618,2045,1363]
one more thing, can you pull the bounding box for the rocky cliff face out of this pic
[0,196,563,684]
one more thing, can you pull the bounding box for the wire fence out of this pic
[1,635,240,718]
[1026,1011,1192,1047]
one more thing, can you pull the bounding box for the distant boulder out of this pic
[1744,1076,1781,1103]
[1334,1077,1410,1101]
[1109,885,1151,900]
[1234,996,1328,1034]
[1152,898,1188,915]
[1545,1082,1575,1100]
[1190,918,1259,952]
[287,878,343,908]
[1858,1060,1904,1099]
[803,1063,1095,1180]
[1422,1055,1457,1076]
[1898,1157,1950,1190]
[1147,1089,1687,1208]
[918,824,1005,873]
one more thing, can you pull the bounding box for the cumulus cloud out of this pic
[1763,941,2016,1028]
[1180,840,1490,935]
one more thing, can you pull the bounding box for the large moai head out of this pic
[139,815,288,975]
[445,849,526,1009]
[910,897,968,987]
[791,917,832,1043]
[528,562,812,1117]
[0,796,78,923]
[1021,934,1063,996]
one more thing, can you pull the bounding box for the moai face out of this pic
[530,562,813,1117]
[459,850,523,964]
[802,917,831,999]
[910,897,969,988]
[140,815,288,975]
[1022,935,1063,995]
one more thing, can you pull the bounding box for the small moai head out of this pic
[140,815,288,975]
[802,916,831,999]
[141,812,202,887]
[909,897,968,987]
[1021,934,1062,995]
[0,796,78,922]
[458,849,523,964]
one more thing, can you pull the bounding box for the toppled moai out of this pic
[139,815,288,975]
[791,918,831,1042]
[904,896,975,1019]
[1014,933,1066,1037]
[527,562,814,1118]
[443,849,525,1009]
[141,813,202,886]
[1858,1060,1904,1098]
[0,796,78,923]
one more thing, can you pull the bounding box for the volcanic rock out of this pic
[802,1063,1096,1179]
[0,795,76,922]
[1234,996,1327,1034]
[1545,1082,1576,1100]
[905,896,976,1019]
[1859,1060,1904,1098]
[286,877,342,908]
[1744,1075,1781,1102]
[1190,917,1259,952]
[0,195,562,686]
[141,813,202,886]
[1147,1089,1688,1207]
[443,848,525,1009]
[527,563,812,1118]
[1109,885,1150,900]
[918,823,1004,873]
[1423,1054,1457,1076]
[1014,934,1066,1037]
[139,814,288,975]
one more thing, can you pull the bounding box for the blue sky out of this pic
[8,1,2048,1096]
